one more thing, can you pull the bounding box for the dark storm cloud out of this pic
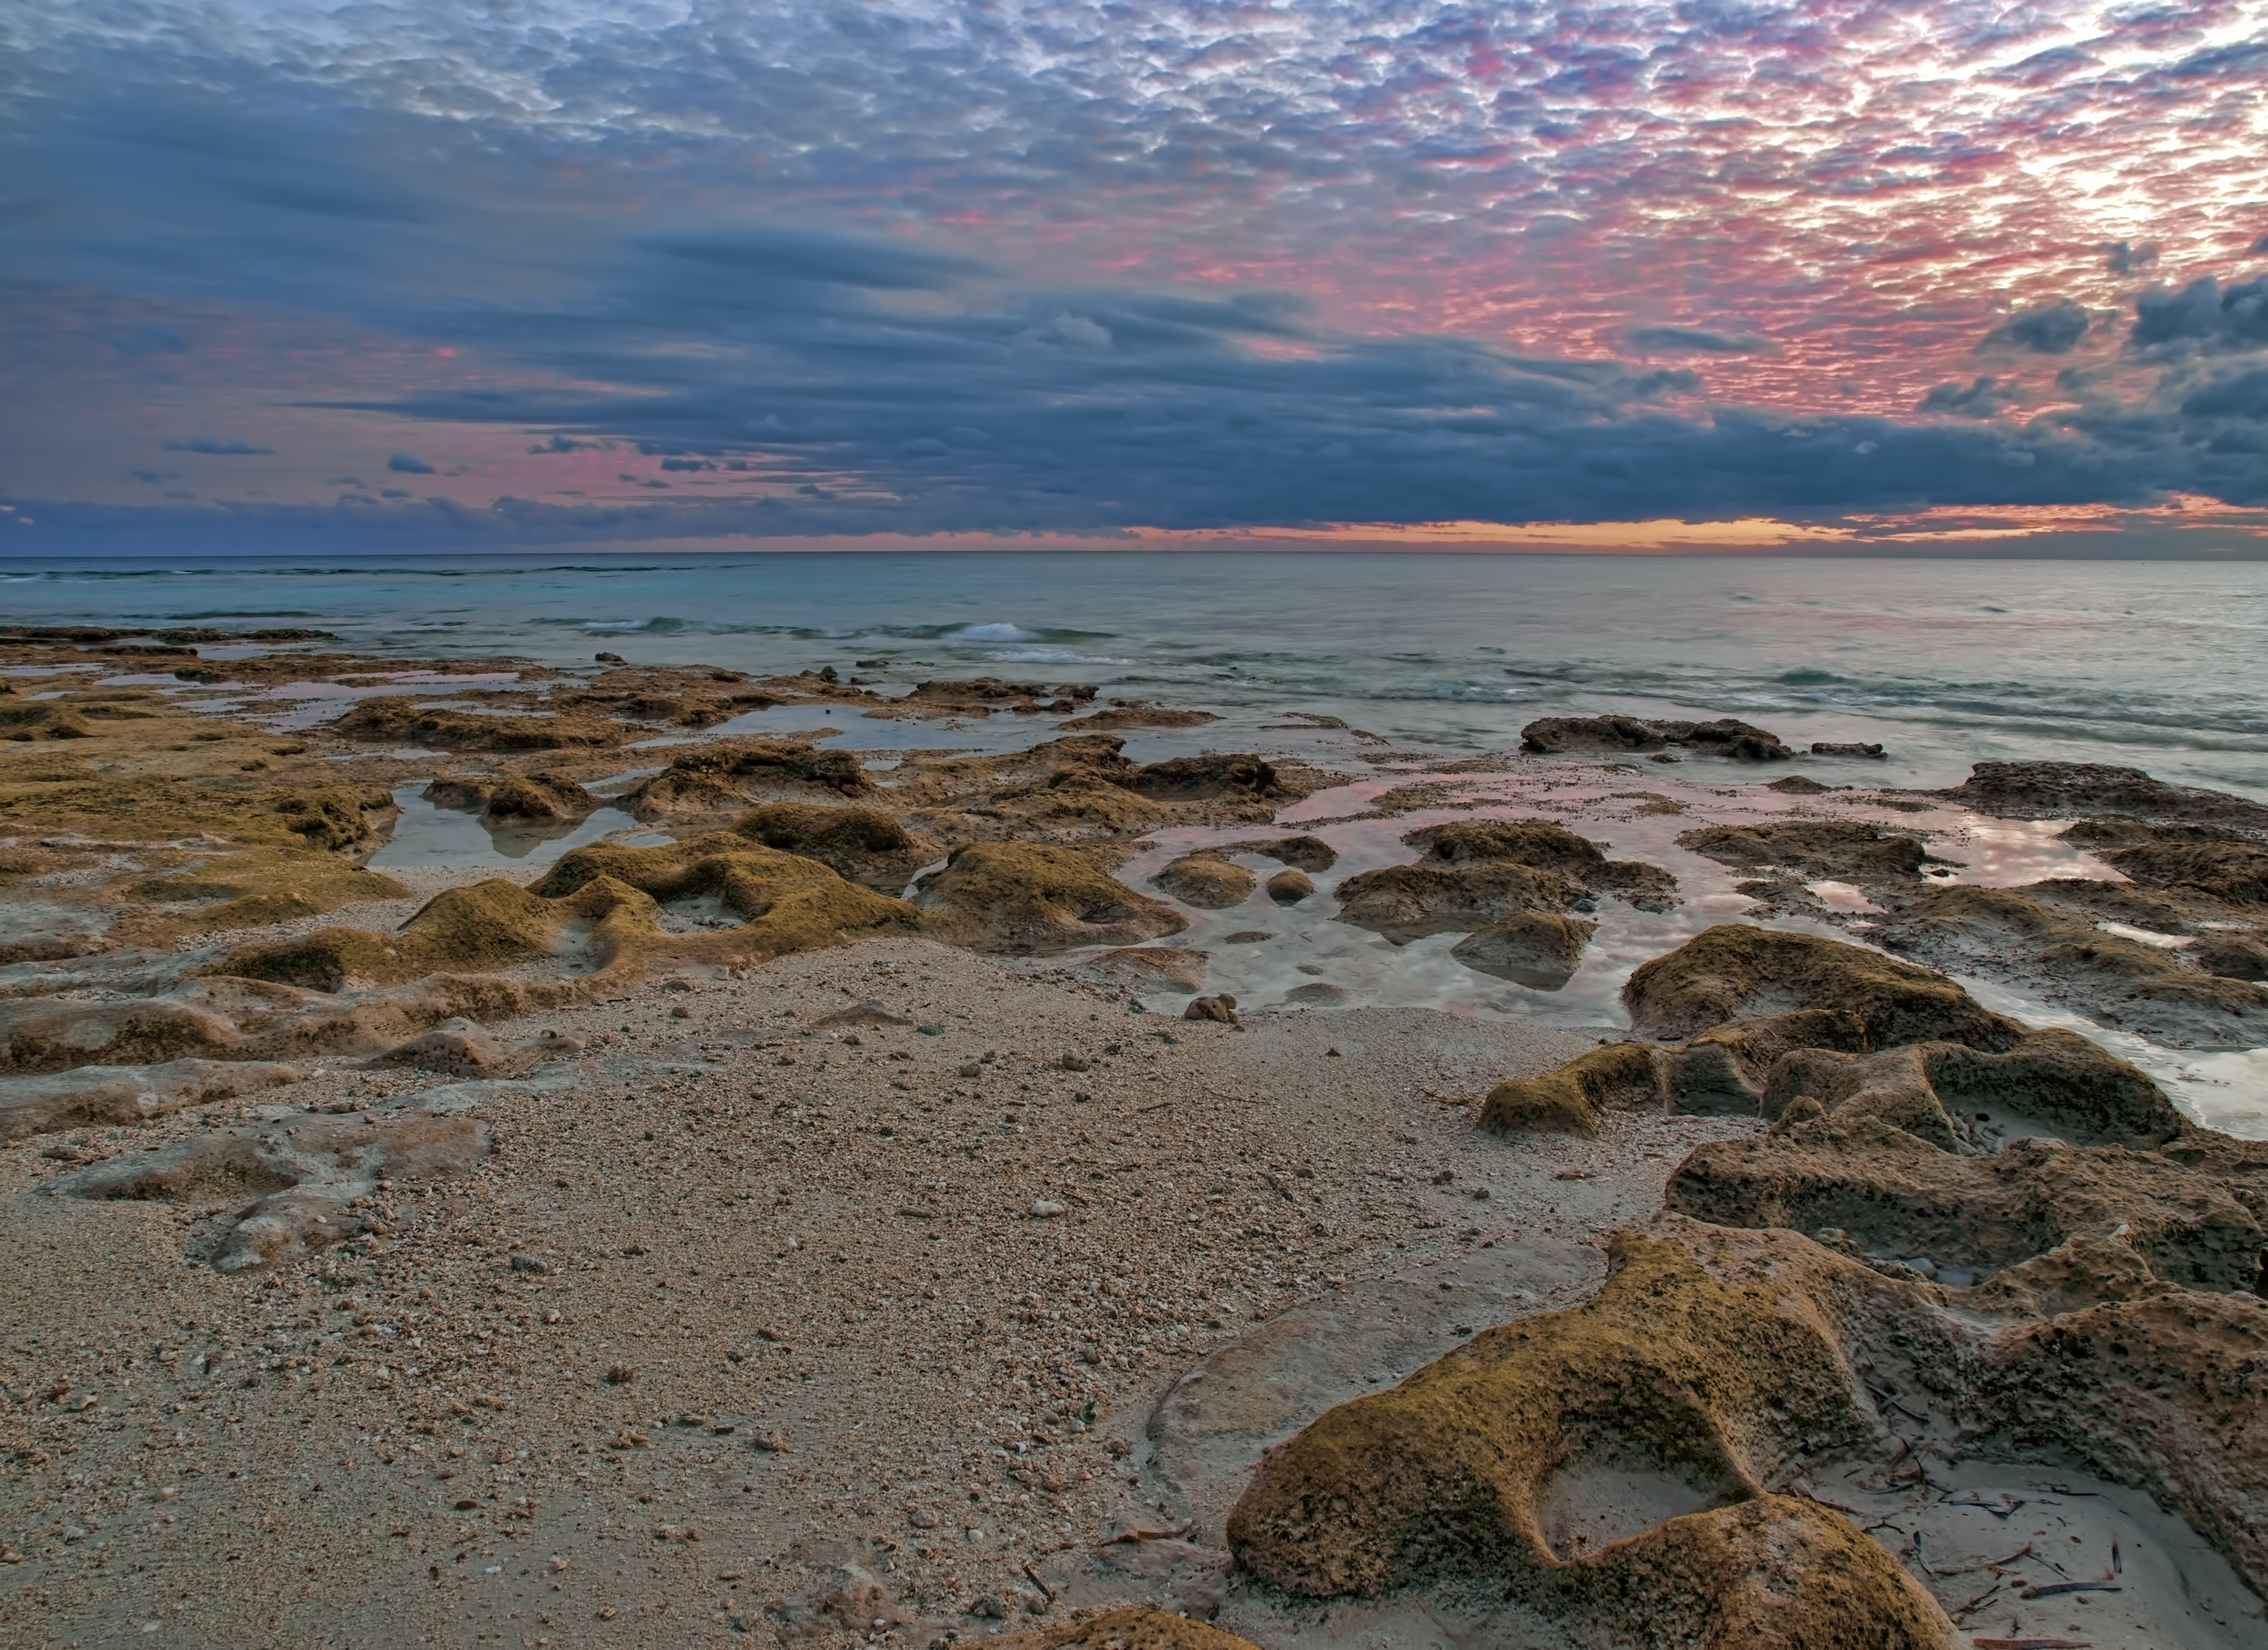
[2131,277,2268,352]
[386,453,436,474]
[1982,301,2089,355]
[164,439,273,455]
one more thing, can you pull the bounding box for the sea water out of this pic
[6,552,2267,798]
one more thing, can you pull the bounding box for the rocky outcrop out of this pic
[1120,754,1283,802]
[1486,926,2184,1143]
[913,843,1187,955]
[1450,911,1595,989]
[1669,1118,2264,1294]
[866,677,1092,719]
[1678,819,1932,882]
[1521,714,1795,761]
[366,1016,522,1077]
[1228,1229,1951,1646]
[337,699,625,751]
[3,974,582,1080]
[1623,923,2011,1047]
[1873,883,2268,1047]
[733,802,942,893]
[1336,820,1676,944]
[2067,818,2268,905]
[1936,760,2268,831]
[213,878,584,991]
[626,739,872,819]
[0,1058,303,1142]
[536,835,920,968]
[1055,700,1220,731]
[424,770,598,825]
[1235,834,1336,873]
[1153,853,1256,909]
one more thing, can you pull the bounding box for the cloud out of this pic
[1625,326,1776,355]
[1982,300,2089,355]
[3,3,2267,547]
[163,438,273,454]
[2181,369,2268,422]
[2105,242,2160,276]
[1918,376,2011,418]
[2132,277,2268,352]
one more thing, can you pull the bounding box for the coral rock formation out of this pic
[1153,853,1258,909]
[1450,911,1596,989]
[914,842,1187,955]
[1337,819,1675,943]
[1520,714,1796,761]
[1227,1229,1952,1647]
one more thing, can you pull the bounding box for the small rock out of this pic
[909,1508,939,1529]
[1265,868,1315,905]
[1059,1053,1091,1072]
[508,1252,551,1276]
[1029,1199,1067,1219]
[1183,994,1241,1027]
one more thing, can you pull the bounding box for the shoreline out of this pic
[3,626,2265,1647]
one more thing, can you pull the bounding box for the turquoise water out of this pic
[6,552,2268,799]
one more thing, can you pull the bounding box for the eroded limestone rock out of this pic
[1521,714,1795,761]
[1227,1230,1949,1647]
[1153,854,1257,910]
[1336,819,1674,944]
[733,802,942,893]
[915,843,1186,955]
[1450,911,1596,990]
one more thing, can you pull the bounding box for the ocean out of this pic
[8,552,2268,801]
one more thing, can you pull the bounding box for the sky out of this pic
[3,0,2267,556]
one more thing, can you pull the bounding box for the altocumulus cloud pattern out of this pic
[2,0,2265,547]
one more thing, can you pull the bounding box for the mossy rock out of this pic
[914,841,1186,955]
[1226,1235,1945,1646]
[1624,924,2013,1048]
[1153,853,1256,909]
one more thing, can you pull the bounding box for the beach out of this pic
[2,583,2265,1649]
